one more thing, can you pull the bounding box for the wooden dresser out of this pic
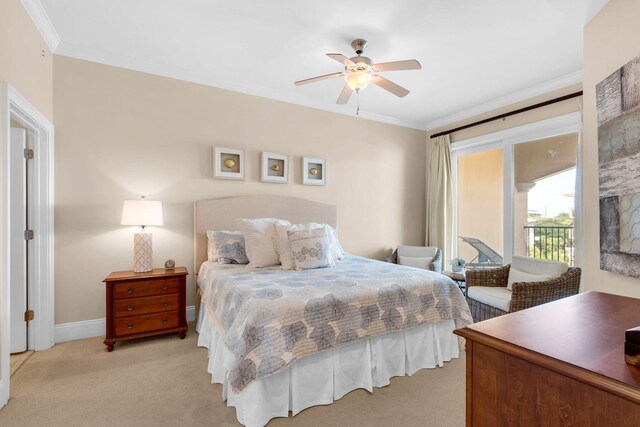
[103,267,188,351]
[455,291,640,426]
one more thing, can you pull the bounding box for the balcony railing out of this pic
[524,225,575,266]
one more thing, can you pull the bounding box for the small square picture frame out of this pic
[214,147,245,180]
[261,152,289,184]
[302,157,326,186]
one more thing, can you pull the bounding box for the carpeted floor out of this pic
[0,323,465,427]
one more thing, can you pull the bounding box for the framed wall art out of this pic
[214,147,245,180]
[302,157,326,185]
[597,54,640,278]
[261,152,289,183]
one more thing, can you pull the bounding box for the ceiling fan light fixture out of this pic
[345,71,372,91]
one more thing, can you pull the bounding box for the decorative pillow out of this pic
[288,227,336,270]
[239,218,290,267]
[398,255,434,270]
[206,230,249,264]
[507,268,552,291]
[275,223,343,269]
[274,223,321,269]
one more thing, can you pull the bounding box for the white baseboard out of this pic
[0,379,8,410]
[54,305,196,344]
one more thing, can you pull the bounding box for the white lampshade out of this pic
[345,71,372,91]
[120,199,163,227]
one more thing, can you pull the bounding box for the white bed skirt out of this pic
[196,304,459,427]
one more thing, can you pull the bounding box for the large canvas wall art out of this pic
[598,55,640,278]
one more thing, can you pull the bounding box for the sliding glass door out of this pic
[451,113,581,267]
[514,134,578,265]
[456,148,504,267]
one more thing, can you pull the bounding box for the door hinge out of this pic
[23,148,34,160]
[24,310,34,322]
[24,229,34,240]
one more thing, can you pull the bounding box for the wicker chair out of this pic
[466,263,582,322]
[385,246,443,273]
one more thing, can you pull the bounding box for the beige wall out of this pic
[456,148,503,263]
[52,55,427,324]
[583,0,640,298]
[0,0,53,384]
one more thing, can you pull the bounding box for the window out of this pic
[451,113,581,267]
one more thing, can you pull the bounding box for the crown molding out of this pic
[425,70,583,131]
[19,0,60,52]
[55,42,426,130]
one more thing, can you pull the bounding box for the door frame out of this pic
[450,112,582,265]
[1,82,55,407]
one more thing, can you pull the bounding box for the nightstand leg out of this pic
[179,331,186,339]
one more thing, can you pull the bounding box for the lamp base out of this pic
[133,232,153,273]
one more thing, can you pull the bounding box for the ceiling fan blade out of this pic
[336,84,353,105]
[327,53,355,67]
[372,75,410,97]
[295,72,343,86]
[373,59,422,72]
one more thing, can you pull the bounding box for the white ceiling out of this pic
[37,0,608,130]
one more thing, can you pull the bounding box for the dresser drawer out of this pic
[114,311,179,336]
[113,278,180,299]
[114,294,179,318]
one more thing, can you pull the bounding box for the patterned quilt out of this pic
[199,255,473,393]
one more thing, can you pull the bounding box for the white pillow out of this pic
[331,227,345,260]
[511,255,568,277]
[507,268,552,291]
[239,218,290,268]
[207,230,217,261]
[288,227,336,270]
[398,255,434,270]
[275,223,342,269]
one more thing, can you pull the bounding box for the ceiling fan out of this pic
[294,39,422,105]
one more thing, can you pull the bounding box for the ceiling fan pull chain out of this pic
[356,90,360,116]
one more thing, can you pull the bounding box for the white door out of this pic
[10,128,28,354]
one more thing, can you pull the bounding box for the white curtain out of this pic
[426,135,454,263]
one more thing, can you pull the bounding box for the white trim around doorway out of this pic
[1,82,55,408]
[450,112,582,266]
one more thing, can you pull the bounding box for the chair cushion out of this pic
[507,268,552,291]
[397,245,438,258]
[467,286,512,312]
[511,256,568,278]
[398,255,434,269]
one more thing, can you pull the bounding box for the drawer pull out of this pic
[161,284,168,291]
[162,302,169,307]
[127,288,134,294]
[162,318,169,324]
[127,305,134,311]
[127,323,134,329]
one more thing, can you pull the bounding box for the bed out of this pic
[193,195,472,427]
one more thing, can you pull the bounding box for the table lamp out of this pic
[120,197,163,272]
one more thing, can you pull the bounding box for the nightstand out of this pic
[103,267,188,351]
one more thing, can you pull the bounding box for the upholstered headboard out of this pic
[194,195,337,272]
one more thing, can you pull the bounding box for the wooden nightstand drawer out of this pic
[114,294,179,318]
[104,267,188,351]
[113,277,180,299]
[114,311,179,336]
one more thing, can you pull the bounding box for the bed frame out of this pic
[193,195,337,307]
